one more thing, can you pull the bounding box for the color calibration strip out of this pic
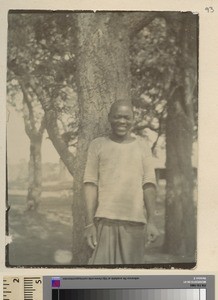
[52,289,206,300]
[3,276,213,300]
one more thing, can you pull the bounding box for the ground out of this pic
[6,182,196,267]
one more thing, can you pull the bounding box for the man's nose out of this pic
[118,118,126,124]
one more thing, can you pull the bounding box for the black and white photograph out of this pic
[6,10,198,267]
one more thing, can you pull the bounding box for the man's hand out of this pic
[84,224,97,250]
[84,183,98,249]
[147,222,159,243]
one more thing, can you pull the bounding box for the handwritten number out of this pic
[205,7,214,13]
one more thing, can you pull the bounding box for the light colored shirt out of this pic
[83,136,156,224]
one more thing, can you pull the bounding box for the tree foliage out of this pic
[8,12,197,156]
[7,13,79,175]
[131,16,198,152]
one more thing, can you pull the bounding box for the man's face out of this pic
[108,105,134,138]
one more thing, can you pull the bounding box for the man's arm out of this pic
[84,182,98,249]
[143,183,159,243]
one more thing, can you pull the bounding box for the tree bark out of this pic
[164,13,197,258]
[72,12,131,264]
[27,135,43,210]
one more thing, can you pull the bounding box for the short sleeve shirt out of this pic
[83,136,156,224]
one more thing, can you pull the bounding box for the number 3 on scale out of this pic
[205,7,214,13]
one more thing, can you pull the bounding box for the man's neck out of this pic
[109,133,135,144]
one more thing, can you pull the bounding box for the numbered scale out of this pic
[3,277,42,300]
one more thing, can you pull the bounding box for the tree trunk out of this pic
[27,135,43,210]
[165,87,196,257]
[19,82,45,211]
[164,13,197,258]
[72,12,131,264]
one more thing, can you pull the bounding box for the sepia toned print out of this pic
[6,11,198,267]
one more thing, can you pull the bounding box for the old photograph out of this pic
[6,10,198,267]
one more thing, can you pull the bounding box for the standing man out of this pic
[83,100,159,265]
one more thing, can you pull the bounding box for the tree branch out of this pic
[27,76,75,176]
[22,103,33,139]
[151,108,166,154]
[122,11,158,37]
[19,80,38,136]
[134,123,158,133]
[38,115,46,135]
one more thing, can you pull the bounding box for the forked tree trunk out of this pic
[72,12,131,264]
[164,13,197,258]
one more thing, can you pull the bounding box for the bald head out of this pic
[109,100,133,116]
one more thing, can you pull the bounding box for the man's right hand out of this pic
[84,224,97,250]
